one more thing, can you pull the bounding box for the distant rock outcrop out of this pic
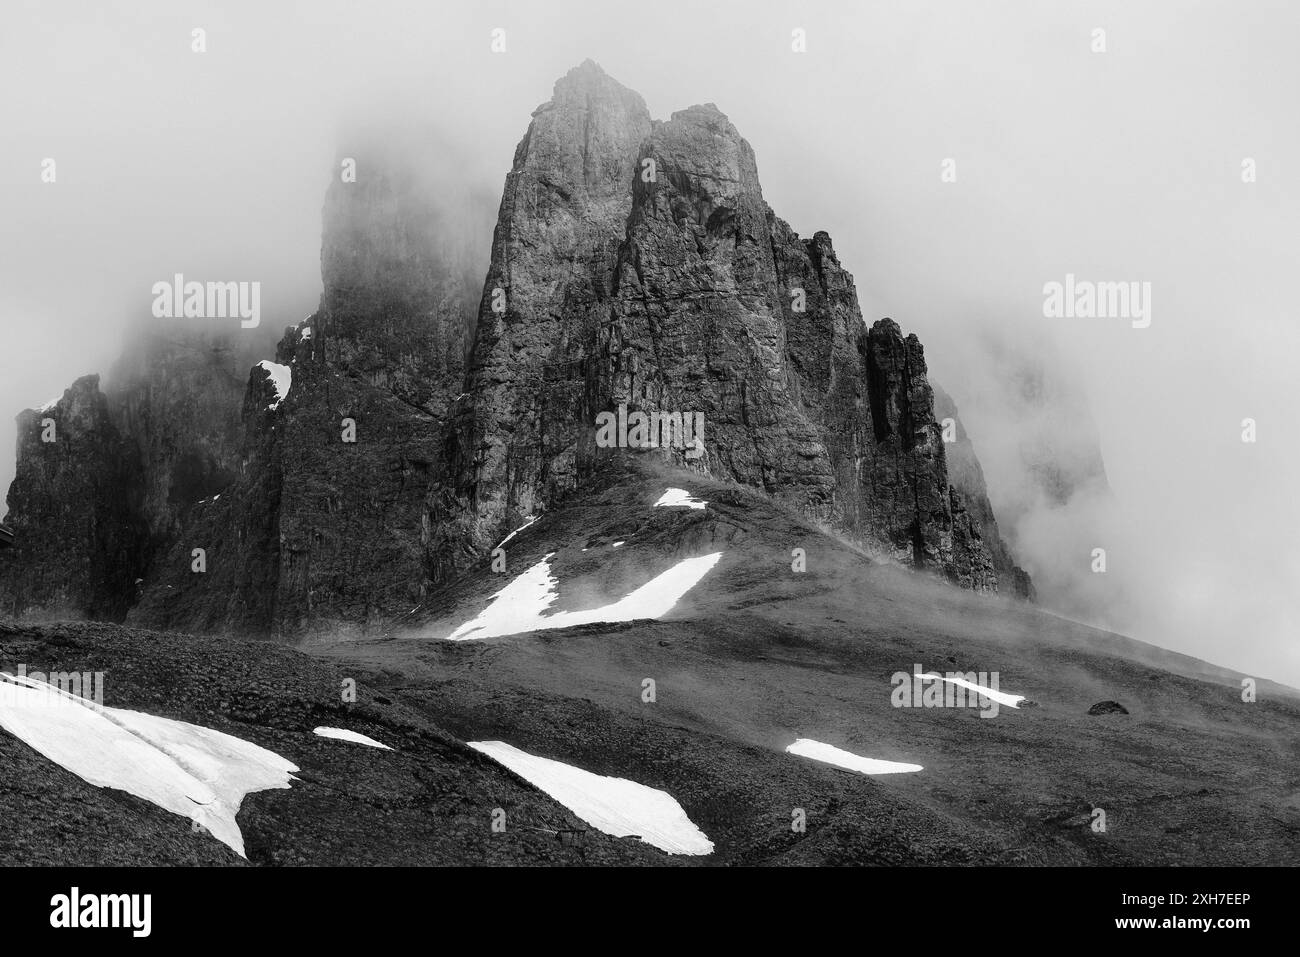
[933,384,1033,598]
[130,136,490,637]
[0,376,148,620]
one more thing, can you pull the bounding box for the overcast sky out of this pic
[2,0,1297,684]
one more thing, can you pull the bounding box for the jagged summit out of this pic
[568,56,607,76]
[534,58,647,124]
[670,102,733,127]
[443,63,1012,591]
[0,63,1032,633]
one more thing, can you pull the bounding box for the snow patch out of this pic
[256,360,292,410]
[0,672,297,858]
[916,672,1025,709]
[654,488,707,510]
[445,552,722,641]
[612,541,625,548]
[468,741,712,855]
[313,727,392,750]
[786,738,923,775]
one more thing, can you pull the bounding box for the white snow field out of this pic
[446,551,723,641]
[256,360,292,409]
[786,738,924,775]
[916,672,1025,709]
[653,487,707,509]
[0,672,298,858]
[468,741,713,855]
[313,727,392,750]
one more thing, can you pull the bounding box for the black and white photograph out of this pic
[0,0,1293,939]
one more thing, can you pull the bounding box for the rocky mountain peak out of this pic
[0,62,1034,635]
[444,63,1013,592]
[522,60,652,195]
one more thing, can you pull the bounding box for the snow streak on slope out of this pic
[786,738,924,775]
[917,672,1026,709]
[445,552,723,641]
[313,727,392,750]
[495,515,537,549]
[654,487,707,509]
[468,741,713,855]
[0,672,297,858]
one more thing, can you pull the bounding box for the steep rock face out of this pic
[126,365,285,634]
[128,337,446,637]
[933,384,1033,598]
[129,132,491,635]
[600,105,833,504]
[443,63,1002,590]
[111,129,490,635]
[269,330,443,634]
[107,328,264,549]
[855,320,992,586]
[438,61,655,569]
[0,376,148,620]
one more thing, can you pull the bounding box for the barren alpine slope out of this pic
[4,458,1296,866]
